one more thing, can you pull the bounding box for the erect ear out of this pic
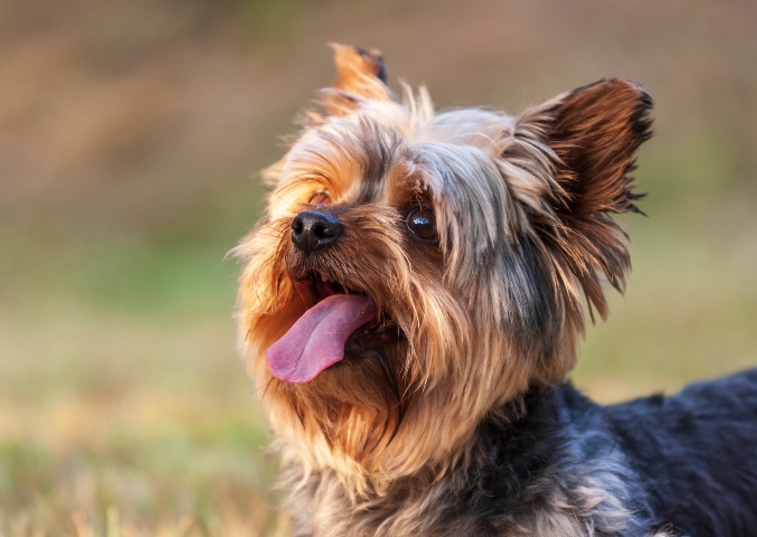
[315,43,394,118]
[509,79,653,320]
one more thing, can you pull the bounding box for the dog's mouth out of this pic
[266,271,403,383]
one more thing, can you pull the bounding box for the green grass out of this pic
[0,230,292,535]
[0,304,287,536]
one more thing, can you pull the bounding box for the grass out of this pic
[0,306,286,536]
[0,233,292,536]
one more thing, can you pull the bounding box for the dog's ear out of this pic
[330,43,387,92]
[509,79,653,319]
[316,43,394,118]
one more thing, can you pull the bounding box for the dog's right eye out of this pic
[406,207,436,241]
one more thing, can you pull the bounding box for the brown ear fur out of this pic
[316,44,393,118]
[331,43,387,89]
[516,79,653,320]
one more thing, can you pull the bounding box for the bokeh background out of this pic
[2,0,756,535]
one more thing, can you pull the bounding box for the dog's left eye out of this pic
[406,207,436,240]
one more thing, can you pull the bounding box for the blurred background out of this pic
[1,0,756,535]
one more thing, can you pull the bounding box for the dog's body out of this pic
[282,372,757,536]
[235,45,757,536]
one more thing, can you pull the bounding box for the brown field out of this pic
[1,0,756,534]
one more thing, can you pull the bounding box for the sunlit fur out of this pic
[231,45,697,536]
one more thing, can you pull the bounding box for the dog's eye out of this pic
[309,192,331,206]
[406,207,436,240]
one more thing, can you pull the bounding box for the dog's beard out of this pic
[267,242,413,456]
[274,340,411,460]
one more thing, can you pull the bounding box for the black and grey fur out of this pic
[282,370,757,537]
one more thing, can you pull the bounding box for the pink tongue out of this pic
[266,294,376,383]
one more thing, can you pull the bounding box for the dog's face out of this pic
[235,45,652,488]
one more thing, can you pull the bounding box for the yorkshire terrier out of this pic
[234,44,757,536]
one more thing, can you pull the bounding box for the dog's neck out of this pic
[276,385,657,537]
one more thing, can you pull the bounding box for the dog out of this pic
[234,44,757,536]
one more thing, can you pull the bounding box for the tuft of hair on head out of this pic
[508,78,653,326]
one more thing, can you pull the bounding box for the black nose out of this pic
[291,210,343,254]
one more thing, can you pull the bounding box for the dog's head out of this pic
[235,44,652,490]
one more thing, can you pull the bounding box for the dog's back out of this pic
[602,368,757,536]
